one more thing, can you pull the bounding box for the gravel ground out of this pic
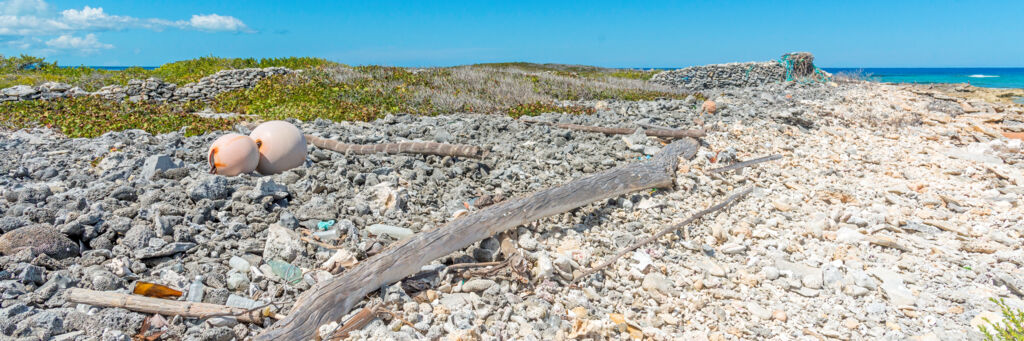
[1,80,1022,341]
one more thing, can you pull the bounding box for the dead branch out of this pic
[66,288,264,324]
[305,135,486,159]
[255,138,700,341]
[520,118,705,138]
[707,154,782,174]
[574,186,754,281]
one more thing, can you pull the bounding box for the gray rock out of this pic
[189,175,231,201]
[3,85,36,97]
[139,155,182,180]
[0,216,27,233]
[462,279,496,293]
[263,224,303,262]
[135,242,195,259]
[250,178,289,200]
[18,264,45,285]
[0,224,79,259]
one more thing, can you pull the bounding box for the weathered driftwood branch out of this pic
[575,186,754,281]
[708,154,783,174]
[255,138,700,340]
[305,135,486,159]
[66,288,264,323]
[520,118,706,138]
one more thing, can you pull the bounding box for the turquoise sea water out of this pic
[823,68,1024,89]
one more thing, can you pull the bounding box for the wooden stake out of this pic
[255,138,700,341]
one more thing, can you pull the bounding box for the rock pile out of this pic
[0,67,293,104]
[170,67,293,102]
[651,52,825,91]
[0,83,89,103]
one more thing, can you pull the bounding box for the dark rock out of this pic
[18,264,45,285]
[0,224,79,260]
[189,176,231,202]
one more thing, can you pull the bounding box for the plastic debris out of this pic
[317,220,336,231]
[132,281,182,299]
[366,224,414,239]
[229,256,251,273]
[312,228,340,241]
[185,276,205,302]
[267,259,303,285]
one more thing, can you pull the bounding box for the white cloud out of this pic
[0,0,48,15]
[189,14,249,32]
[59,6,137,30]
[45,33,113,53]
[0,0,252,41]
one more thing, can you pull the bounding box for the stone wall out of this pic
[651,52,825,91]
[0,67,293,104]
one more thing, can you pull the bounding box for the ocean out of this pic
[823,68,1024,89]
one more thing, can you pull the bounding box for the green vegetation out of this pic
[151,56,338,84]
[2,55,694,138]
[0,97,233,138]
[0,54,336,90]
[978,298,1024,341]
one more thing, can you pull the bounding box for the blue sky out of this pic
[2,0,1022,68]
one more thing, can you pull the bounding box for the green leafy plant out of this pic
[978,298,1024,341]
[1,97,234,138]
[506,102,595,118]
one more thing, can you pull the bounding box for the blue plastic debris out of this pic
[317,220,336,231]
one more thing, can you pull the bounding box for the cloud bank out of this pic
[0,0,252,54]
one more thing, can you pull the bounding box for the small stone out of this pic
[226,272,249,291]
[140,155,182,180]
[762,266,780,280]
[642,273,676,296]
[18,265,45,285]
[772,309,787,322]
[746,302,771,320]
[801,273,823,290]
[843,318,859,329]
[189,175,231,202]
[534,253,554,279]
[461,279,496,292]
[772,201,792,212]
[263,224,303,262]
[971,311,1004,331]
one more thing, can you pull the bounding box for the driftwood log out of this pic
[255,138,700,340]
[66,288,264,323]
[520,118,705,138]
[305,135,486,159]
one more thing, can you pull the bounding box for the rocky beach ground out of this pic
[1,78,1023,340]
